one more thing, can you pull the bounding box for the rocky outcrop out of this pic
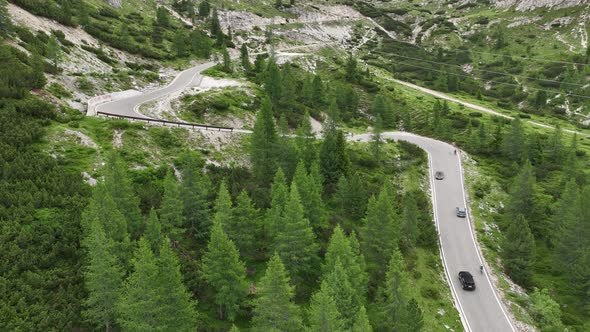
[491,0,589,11]
[106,0,122,8]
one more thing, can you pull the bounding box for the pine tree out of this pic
[221,46,232,73]
[252,254,302,331]
[159,171,184,243]
[301,75,314,106]
[320,129,349,194]
[155,240,199,330]
[46,35,62,67]
[308,282,345,332]
[274,183,319,280]
[371,94,395,129]
[180,157,211,240]
[190,30,212,58]
[555,185,589,279]
[281,65,297,110]
[323,258,358,328]
[174,31,188,58]
[240,44,251,71]
[362,182,399,274]
[82,219,123,332]
[228,190,260,259]
[145,209,163,255]
[405,298,424,332]
[210,7,221,36]
[502,215,535,287]
[198,0,210,17]
[104,152,143,239]
[265,59,282,106]
[311,75,324,107]
[352,306,373,332]
[266,168,289,240]
[295,111,317,169]
[505,160,543,235]
[82,183,128,243]
[378,250,410,332]
[0,0,11,37]
[201,221,248,321]
[292,161,325,232]
[250,97,279,186]
[502,117,527,164]
[29,52,46,89]
[323,225,368,304]
[324,97,341,132]
[345,54,358,82]
[371,115,383,163]
[213,181,233,228]
[156,7,170,27]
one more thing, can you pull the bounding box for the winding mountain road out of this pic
[351,133,516,332]
[91,52,518,332]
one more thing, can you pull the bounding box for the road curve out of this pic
[95,62,216,119]
[350,132,516,332]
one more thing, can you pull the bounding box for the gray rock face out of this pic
[106,0,122,8]
[491,0,589,11]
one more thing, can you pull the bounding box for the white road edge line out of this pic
[421,141,472,332]
[456,150,517,332]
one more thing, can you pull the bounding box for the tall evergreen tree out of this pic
[505,160,543,235]
[502,118,527,164]
[295,111,317,169]
[320,129,349,194]
[323,225,368,304]
[371,115,383,163]
[252,254,302,331]
[378,250,410,332]
[502,215,535,287]
[292,161,325,232]
[250,98,279,185]
[82,183,128,244]
[0,0,11,37]
[371,94,395,129]
[405,298,424,332]
[190,30,212,59]
[159,171,184,243]
[281,65,297,110]
[82,219,123,332]
[213,181,233,228]
[198,0,210,17]
[265,59,282,106]
[267,168,289,240]
[104,152,142,239]
[228,190,260,259]
[117,238,197,331]
[274,183,319,280]
[210,7,221,36]
[155,240,199,330]
[240,44,251,71]
[311,74,324,107]
[145,209,163,255]
[345,54,358,82]
[362,182,399,275]
[180,156,211,240]
[46,35,62,67]
[174,31,188,58]
[201,221,248,320]
[352,305,372,332]
[308,282,345,332]
[323,258,358,329]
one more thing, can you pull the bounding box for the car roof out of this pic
[459,271,474,282]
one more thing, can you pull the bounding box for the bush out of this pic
[77,77,94,93]
[47,83,73,99]
[420,286,441,300]
[469,112,483,117]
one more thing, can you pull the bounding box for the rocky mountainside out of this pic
[491,0,589,11]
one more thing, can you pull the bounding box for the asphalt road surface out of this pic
[351,132,516,332]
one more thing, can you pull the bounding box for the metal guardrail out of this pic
[96,111,234,132]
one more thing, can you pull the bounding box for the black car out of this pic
[435,171,445,180]
[458,271,476,290]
